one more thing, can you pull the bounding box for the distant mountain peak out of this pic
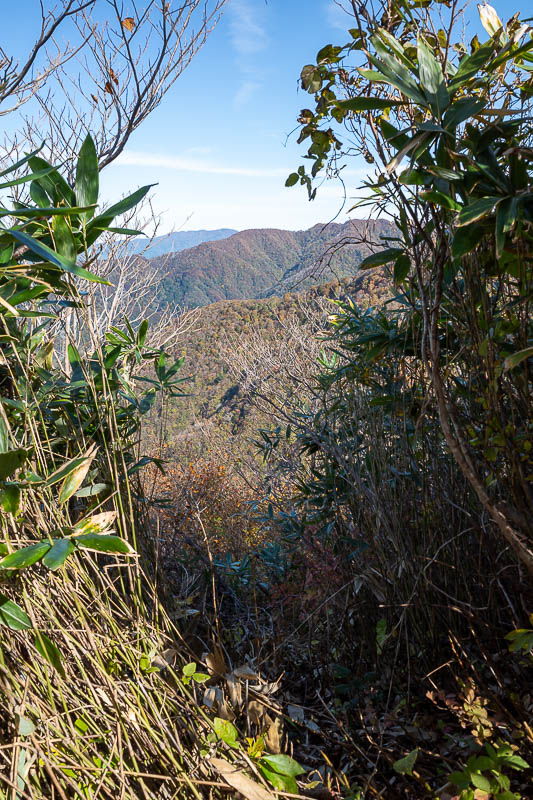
[126,228,238,258]
[150,218,394,309]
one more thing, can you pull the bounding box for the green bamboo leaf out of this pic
[417,36,449,115]
[420,190,461,210]
[86,184,155,245]
[34,631,65,677]
[359,247,403,269]
[59,451,96,504]
[75,134,99,222]
[443,96,487,128]
[53,217,76,263]
[335,97,405,111]
[42,538,76,570]
[457,197,500,226]
[73,534,134,554]
[0,143,45,177]
[449,40,496,89]
[27,155,74,206]
[44,449,96,489]
[503,346,533,371]
[0,166,57,191]
[0,205,96,220]
[0,541,51,569]
[0,593,31,630]
[452,222,486,259]
[0,415,9,454]
[9,230,109,284]
[394,254,410,283]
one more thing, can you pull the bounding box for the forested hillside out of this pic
[152,218,394,307]
[1,2,532,800]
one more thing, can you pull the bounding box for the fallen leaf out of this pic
[210,758,275,800]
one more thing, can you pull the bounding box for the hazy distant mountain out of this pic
[152,219,394,308]
[126,228,237,258]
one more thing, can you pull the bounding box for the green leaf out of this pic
[193,672,210,683]
[335,97,405,111]
[0,205,96,220]
[74,483,109,498]
[27,155,74,206]
[0,594,31,629]
[73,533,133,554]
[260,754,305,777]
[452,222,486,259]
[471,773,491,792]
[450,40,495,89]
[42,538,76,570]
[0,413,8,454]
[285,173,299,187]
[417,36,449,115]
[53,217,76,262]
[213,717,239,748]
[0,541,51,569]
[505,754,530,769]
[359,248,403,269]
[258,763,298,794]
[9,230,109,284]
[393,748,418,775]
[503,346,533,371]
[376,617,387,655]
[443,96,487,128]
[86,185,155,244]
[0,166,57,191]
[0,448,29,481]
[58,451,96,504]
[75,134,99,221]
[394,254,410,283]
[0,485,21,514]
[369,37,427,105]
[183,662,197,677]
[34,631,65,677]
[458,197,500,226]
[17,716,35,736]
[420,190,461,211]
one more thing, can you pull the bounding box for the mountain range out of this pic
[126,228,237,258]
[150,219,394,308]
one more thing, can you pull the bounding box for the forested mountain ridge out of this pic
[153,218,394,307]
[126,227,237,257]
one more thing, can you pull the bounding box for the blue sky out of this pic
[101,0,360,233]
[4,1,532,233]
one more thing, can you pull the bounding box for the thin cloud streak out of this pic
[326,0,351,31]
[229,0,268,56]
[116,151,289,177]
[233,80,260,108]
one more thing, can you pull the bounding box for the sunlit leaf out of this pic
[0,593,32,630]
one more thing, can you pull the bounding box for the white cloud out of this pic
[326,0,351,32]
[115,150,289,178]
[233,80,260,108]
[229,0,268,56]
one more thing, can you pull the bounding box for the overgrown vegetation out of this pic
[1,1,533,799]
